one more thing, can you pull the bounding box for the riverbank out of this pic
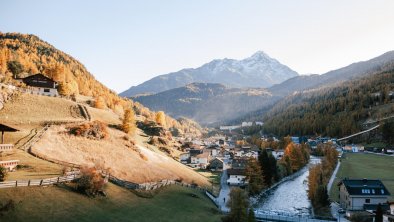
[252,157,321,217]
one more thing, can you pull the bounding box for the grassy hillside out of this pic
[329,153,394,202]
[0,184,221,222]
[0,93,208,185]
[31,124,209,185]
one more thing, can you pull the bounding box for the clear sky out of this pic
[1,0,394,93]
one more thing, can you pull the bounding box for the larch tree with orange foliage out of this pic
[122,108,136,135]
[155,111,166,128]
[94,96,106,109]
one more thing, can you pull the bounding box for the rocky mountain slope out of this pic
[120,51,298,97]
[269,50,394,96]
[132,82,277,125]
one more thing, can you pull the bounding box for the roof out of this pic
[339,179,391,196]
[0,123,19,132]
[21,74,57,88]
[232,158,248,169]
[195,152,210,159]
[210,157,223,163]
[227,169,246,176]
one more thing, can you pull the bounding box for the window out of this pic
[381,189,385,194]
[44,89,50,92]
[365,199,370,203]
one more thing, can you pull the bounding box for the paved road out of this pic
[327,162,350,222]
[216,157,231,212]
[327,161,340,192]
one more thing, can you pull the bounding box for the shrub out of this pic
[0,166,7,181]
[69,121,109,140]
[139,152,148,161]
[0,200,15,215]
[76,167,105,196]
[94,96,106,109]
[7,60,24,76]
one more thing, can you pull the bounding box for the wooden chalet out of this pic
[16,74,59,96]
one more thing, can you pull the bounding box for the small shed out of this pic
[0,123,19,144]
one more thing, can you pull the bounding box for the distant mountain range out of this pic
[132,83,277,125]
[120,51,299,97]
[269,50,394,96]
[132,51,394,126]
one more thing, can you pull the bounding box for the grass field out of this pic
[0,183,222,222]
[329,153,394,202]
[195,169,221,196]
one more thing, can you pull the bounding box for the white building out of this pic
[179,152,190,164]
[272,150,284,160]
[227,169,247,186]
[219,125,241,131]
[0,160,19,171]
[189,152,210,169]
[241,122,253,127]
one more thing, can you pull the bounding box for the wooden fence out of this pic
[21,124,50,152]
[0,171,80,189]
[9,123,208,193]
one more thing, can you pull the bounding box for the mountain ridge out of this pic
[269,50,394,96]
[120,51,299,97]
[132,82,276,125]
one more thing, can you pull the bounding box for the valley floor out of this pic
[0,183,222,222]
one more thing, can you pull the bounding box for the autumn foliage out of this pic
[69,121,109,140]
[76,167,105,196]
[280,142,309,174]
[308,145,338,208]
[155,111,166,128]
[0,33,203,137]
[122,108,136,135]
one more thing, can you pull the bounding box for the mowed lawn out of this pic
[329,153,394,202]
[0,183,222,222]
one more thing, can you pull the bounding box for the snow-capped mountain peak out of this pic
[120,51,299,97]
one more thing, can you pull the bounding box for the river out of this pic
[254,157,321,217]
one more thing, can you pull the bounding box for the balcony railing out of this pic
[0,144,14,151]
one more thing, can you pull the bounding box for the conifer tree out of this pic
[122,108,136,135]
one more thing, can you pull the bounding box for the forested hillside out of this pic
[133,82,277,125]
[269,50,394,96]
[262,70,394,137]
[0,33,202,135]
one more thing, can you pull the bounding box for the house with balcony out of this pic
[15,73,59,97]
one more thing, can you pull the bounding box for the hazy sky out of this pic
[1,0,394,92]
